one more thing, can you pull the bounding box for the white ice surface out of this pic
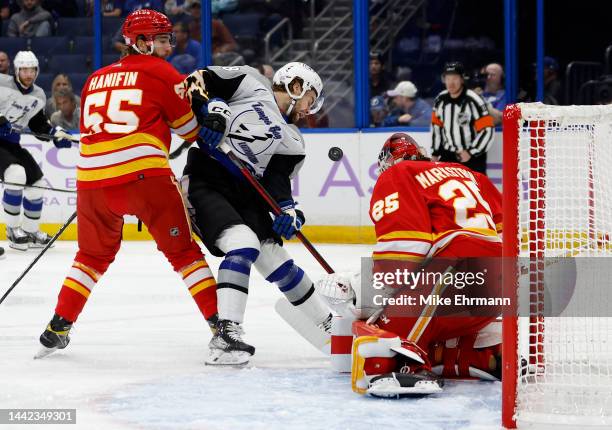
[0,242,501,430]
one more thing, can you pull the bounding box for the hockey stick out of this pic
[0,211,77,306]
[218,141,335,274]
[169,140,193,159]
[0,117,79,144]
[0,180,76,193]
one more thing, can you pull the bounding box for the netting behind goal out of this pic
[502,103,612,428]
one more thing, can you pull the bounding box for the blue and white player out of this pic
[0,51,73,250]
[181,62,332,365]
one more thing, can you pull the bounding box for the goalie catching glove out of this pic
[272,200,304,240]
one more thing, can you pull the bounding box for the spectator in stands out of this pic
[369,95,388,127]
[167,21,201,74]
[0,51,10,74]
[383,81,432,127]
[45,73,81,116]
[7,0,53,37]
[1,0,21,20]
[369,51,394,97]
[50,87,80,130]
[542,56,563,105]
[478,63,506,125]
[42,0,78,17]
[102,0,122,17]
[124,0,162,13]
[164,0,188,20]
[186,1,240,65]
[431,62,494,175]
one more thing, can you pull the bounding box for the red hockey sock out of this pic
[180,260,218,320]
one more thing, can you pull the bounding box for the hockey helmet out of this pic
[122,9,174,54]
[377,133,426,174]
[273,62,324,115]
[14,51,39,84]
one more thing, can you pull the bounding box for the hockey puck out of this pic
[328,146,343,161]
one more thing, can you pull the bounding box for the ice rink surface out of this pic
[0,241,501,429]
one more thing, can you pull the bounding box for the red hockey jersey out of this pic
[77,54,199,189]
[369,160,502,263]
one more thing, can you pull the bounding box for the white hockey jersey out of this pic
[0,74,46,132]
[204,65,305,178]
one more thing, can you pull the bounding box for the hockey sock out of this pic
[266,260,330,325]
[180,259,218,320]
[2,164,25,228]
[2,189,23,228]
[55,261,101,322]
[22,180,44,233]
[216,248,259,323]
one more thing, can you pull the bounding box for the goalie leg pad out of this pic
[430,333,502,380]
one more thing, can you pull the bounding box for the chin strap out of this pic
[131,42,155,55]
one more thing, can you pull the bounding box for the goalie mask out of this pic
[122,9,174,55]
[273,62,324,116]
[377,133,428,174]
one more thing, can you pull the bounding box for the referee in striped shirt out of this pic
[431,62,495,175]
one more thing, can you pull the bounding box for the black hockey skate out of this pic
[35,314,73,359]
[26,230,53,248]
[206,319,255,365]
[6,226,29,251]
[207,313,219,335]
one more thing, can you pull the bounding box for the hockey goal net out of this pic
[502,103,612,428]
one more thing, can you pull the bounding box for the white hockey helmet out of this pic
[273,62,324,115]
[14,51,39,84]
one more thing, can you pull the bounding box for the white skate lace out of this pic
[8,227,28,240]
[225,322,245,342]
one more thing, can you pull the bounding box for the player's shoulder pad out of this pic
[0,73,12,87]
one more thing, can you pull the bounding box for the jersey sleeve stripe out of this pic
[77,156,168,182]
[179,126,200,141]
[377,230,433,242]
[172,115,199,137]
[474,115,494,132]
[80,132,168,156]
[373,240,431,256]
[372,252,425,263]
[168,110,195,128]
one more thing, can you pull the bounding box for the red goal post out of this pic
[502,103,612,429]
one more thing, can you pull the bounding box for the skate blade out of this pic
[29,242,54,249]
[34,345,58,359]
[8,242,28,251]
[205,350,251,366]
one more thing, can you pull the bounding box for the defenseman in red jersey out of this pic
[318,133,503,397]
[35,9,219,359]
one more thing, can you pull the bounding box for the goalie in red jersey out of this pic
[35,9,221,360]
[318,133,504,397]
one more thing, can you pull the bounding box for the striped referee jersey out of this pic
[431,87,494,157]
